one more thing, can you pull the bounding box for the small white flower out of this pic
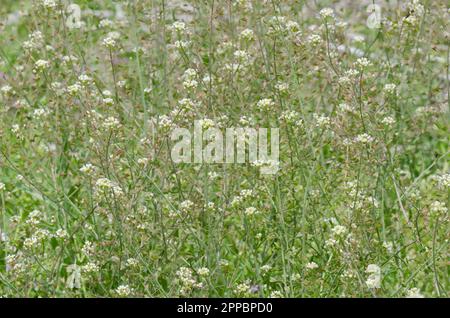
[305,262,319,270]
[381,116,396,126]
[406,287,424,298]
[239,28,254,41]
[115,284,133,297]
[383,83,397,94]
[33,59,50,73]
[256,98,275,111]
[319,8,335,20]
[355,57,372,69]
[244,207,259,216]
[198,267,210,276]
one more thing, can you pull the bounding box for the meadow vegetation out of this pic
[0,0,448,297]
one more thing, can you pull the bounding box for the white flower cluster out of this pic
[102,32,121,49]
[231,189,255,207]
[40,0,57,10]
[95,177,124,197]
[305,261,319,270]
[256,98,275,111]
[353,133,376,145]
[169,21,187,33]
[115,284,133,297]
[244,207,259,216]
[381,116,396,126]
[234,281,251,296]
[355,57,372,69]
[239,28,254,41]
[313,113,331,129]
[404,0,425,26]
[182,68,198,90]
[406,287,424,298]
[432,173,450,189]
[33,59,50,73]
[319,8,335,20]
[180,200,194,212]
[429,201,448,217]
[279,110,303,128]
[383,83,397,94]
[266,16,300,36]
[176,267,203,294]
[23,31,44,51]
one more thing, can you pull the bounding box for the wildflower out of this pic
[26,210,42,226]
[137,158,149,165]
[339,103,356,113]
[179,200,194,214]
[306,262,319,270]
[383,83,397,94]
[99,19,113,28]
[307,34,322,46]
[256,98,275,111]
[82,241,95,257]
[102,116,121,129]
[260,265,272,273]
[331,225,347,237]
[406,287,424,298]
[354,133,375,144]
[126,258,139,268]
[177,267,203,294]
[313,113,331,129]
[55,229,68,239]
[170,21,186,33]
[275,82,289,94]
[197,267,210,276]
[234,281,251,295]
[78,74,92,86]
[80,163,96,174]
[286,20,300,33]
[102,36,118,49]
[174,40,191,50]
[433,173,450,189]
[23,31,44,50]
[355,57,372,69]
[244,207,258,216]
[95,177,123,196]
[233,50,251,65]
[279,110,301,124]
[429,201,447,217]
[381,116,396,126]
[82,262,99,273]
[270,291,283,298]
[199,118,215,129]
[23,236,38,249]
[159,115,174,130]
[239,29,254,41]
[41,0,57,9]
[115,285,133,297]
[33,59,50,73]
[67,83,82,96]
[319,8,335,20]
[1,85,14,96]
